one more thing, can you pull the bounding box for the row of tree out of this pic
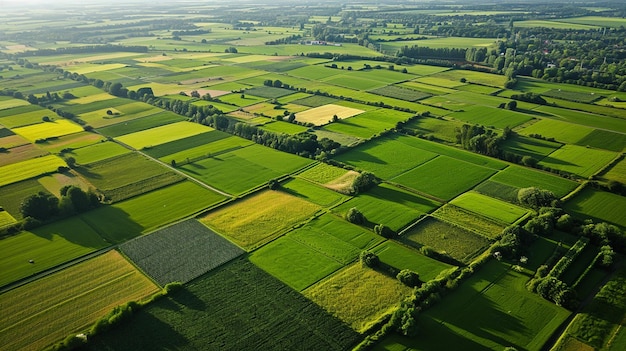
[20,186,100,226]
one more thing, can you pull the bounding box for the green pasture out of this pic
[322,108,413,139]
[544,97,626,120]
[250,236,344,291]
[305,263,413,333]
[0,179,49,220]
[290,95,338,107]
[396,135,507,169]
[37,172,91,198]
[116,121,213,150]
[392,155,496,201]
[576,129,626,152]
[312,129,361,146]
[281,178,348,207]
[200,190,320,251]
[539,144,618,178]
[602,156,626,184]
[372,241,453,281]
[0,217,108,287]
[451,192,529,224]
[473,180,521,204]
[96,111,186,138]
[369,85,430,102]
[158,135,252,165]
[334,183,441,232]
[513,20,598,29]
[0,210,15,226]
[0,96,29,110]
[298,163,351,185]
[180,144,312,195]
[69,141,131,165]
[55,97,130,116]
[415,76,467,88]
[518,119,592,144]
[433,69,508,87]
[502,135,562,159]
[287,65,346,80]
[0,154,66,187]
[379,260,570,351]
[218,93,266,107]
[0,250,158,351]
[555,16,626,28]
[0,107,63,128]
[80,103,163,129]
[333,134,438,179]
[83,259,359,351]
[401,217,491,263]
[402,116,463,143]
[295,213,384,252]
[82,181,226,243]
[491,165,578,198]
[140,130,231,159]
[260,120,309,135]
[535,105,626,133]
[449,105,533,129]
[455,83,502,95]
[0,104,41,119]
[421,95,473,112]
[400,81,457,95]
[432,205,504,240]
[37,132,103,154]
[565,188,626,229]
[382,37,497,50]
[13,120,83,142]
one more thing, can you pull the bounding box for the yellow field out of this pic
[304,263,413,333]
[49,52,143,65]
[12,120,83,142]
[200,190,321,250]
[65,63,127,75]
[0,210,16,226]
[0,154,66,187]
[0,250,159,351]
[126,82,183,96]
[116,121,213,149]
[66,92,116,105]
[295,104,364,126]
[38,172,91,196]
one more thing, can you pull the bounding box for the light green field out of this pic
[297,162,351,184]
[602,157,626,184]
[96,111,186,138]
[37,172,91,197]
[0,97,29,110]
[565,188,626,229]
[432,70,508,87]
[433,205,505,239]
[400,81,457,95]
[502,135,562,159]
[0,217,109,287]
[513,20,598,29]
[555,16,626,28]
[69,141,131,165]
[37,132,104,154]
[491,165,579,198]
[322,108,413,139]
[392,155,496,201]
[281,178,348,207]
[295,213,384,251]
[82,181,226,243]
[382,37,497,49]
[260,120,309,135]
[449,105,533,129]
[0,108,63,128]
[0,250,158,351]
[0,210,16,226]
[65,62,127,74]
[116,121,213,150]
[200,190,320,251]
[519,119,592,144]
[540,145,618,178]
[451,192,529,224]
[12,120,83,142]
[250,236,344,291]
[0,154,66,187]
[305,263,413,333]
[534,105,626,133]
[372,241,453,281]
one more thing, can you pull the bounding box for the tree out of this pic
[20,192,58,220]
[506,100,517,110]
[109,82,123,97]
[360,251,379,268]
[396,269,420,287]
[351,171,377,194]
[64,156,76,168]
[268,179,279,190]
[517,187,558,209]
[374,224,395,238]
[42,116,51,122]
[345,207,365,224]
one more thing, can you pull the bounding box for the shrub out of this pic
[360,251,379,268]
[396,269,420,287]
[374,224,395,238]
[345,207,365,224]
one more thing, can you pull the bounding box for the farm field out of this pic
[371,240,453,281]
[450,192,529,224]
[83,259,360,351]
[305,263,413,333]
[564,187,626,229]
[280,178,348,207]
[539,144,618,178]
[200,190,320,250]
[518,119,593,144]
[0,250,158,351]
[322,108,414,139]
[490,165,579,198]
[0,179,50,220]
[0,143,48,167]
[0,154,66,187]
[37,132,104,154]
[96,111,186,138]
[120,219,244,286]
[295,104,364,126]
[141,130,234,159]
[69,141,131,165]
[12,119,84,142]
[432,205,505,239]
[502,135,562,159]
[0,217,108,287]
[115,121,213,150]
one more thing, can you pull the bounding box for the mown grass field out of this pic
[82,181,226,243]
[450,192,529,224]
[519,119,592,144]
[401,217,491,263]
[602,156,626,184]
[294,213,384,252]
[37,132,104,154]
[0,217,108,287]
[280,178,348,207]
[120,219,244,286]
[490,165,579,198]
[0,154,66,187]
[539,144,618,178]
[298,162,351,184]
[305,263,413,333]
[334,183,441,232]
[0,250,158,351]
[69,141,131,165]
[141,130,234,159]
[371,240,453,281]
[0,106,63,128]
[392,155,496,201]
[200,190,320,250]
[260,120,309,135]
[0,96,29,110]
[116,121,213,150]
[37,172,91,197]
[180,144,312,195]
[158,135,252,165]
[564,187,626,229]
[84,259,360,351]
[502,135,562,159]
[322,108,413,139]
[96,111,186,138]
[378,260,570,351]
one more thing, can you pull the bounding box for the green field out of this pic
[0,96,29,110]
[322,108,413,139]
[179,144,312,195]
[96,111,186,138]
[564,187,626,229]
[297,162,351,184]
[292,213,384,252]
[333,134,438,179]
[433,205,505,239]
[502,135,562,159]
[0,250,158,351]
[82,181,226,243]
[392,155,496,201]
[576,129,626,152]
[519,119,592,144]
[539,144,618,178]
[491,165,579,198]
[449,105,533,129]
[0,179,50,219]
[602,156,626,184]
[0,154,66,187]
[142,130,234,159]
[0,217,108,287]
[158,135,253,164]
[334,183,441,232]
[68,141,130,165]
[371,240,453,281]
[281,178,348,207]
[116,121,213,150]
[200,190,320,250]
[260,120,309,135]
[401,217,491,263]
[83,259,360,351]
[37,132,104,154]
[0,106,63,128]
[450,192,529,224]
[305,263,413,333]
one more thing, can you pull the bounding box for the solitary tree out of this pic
[345,207,365,224]
[20,192,58,220]
[396,269,420,287]
[360,251,379,268]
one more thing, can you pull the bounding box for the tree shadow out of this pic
[74,165,102,180]
[170,287,207,311]
[79,205,145,244]
[342,149,387,164]
[541,156,578,167]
